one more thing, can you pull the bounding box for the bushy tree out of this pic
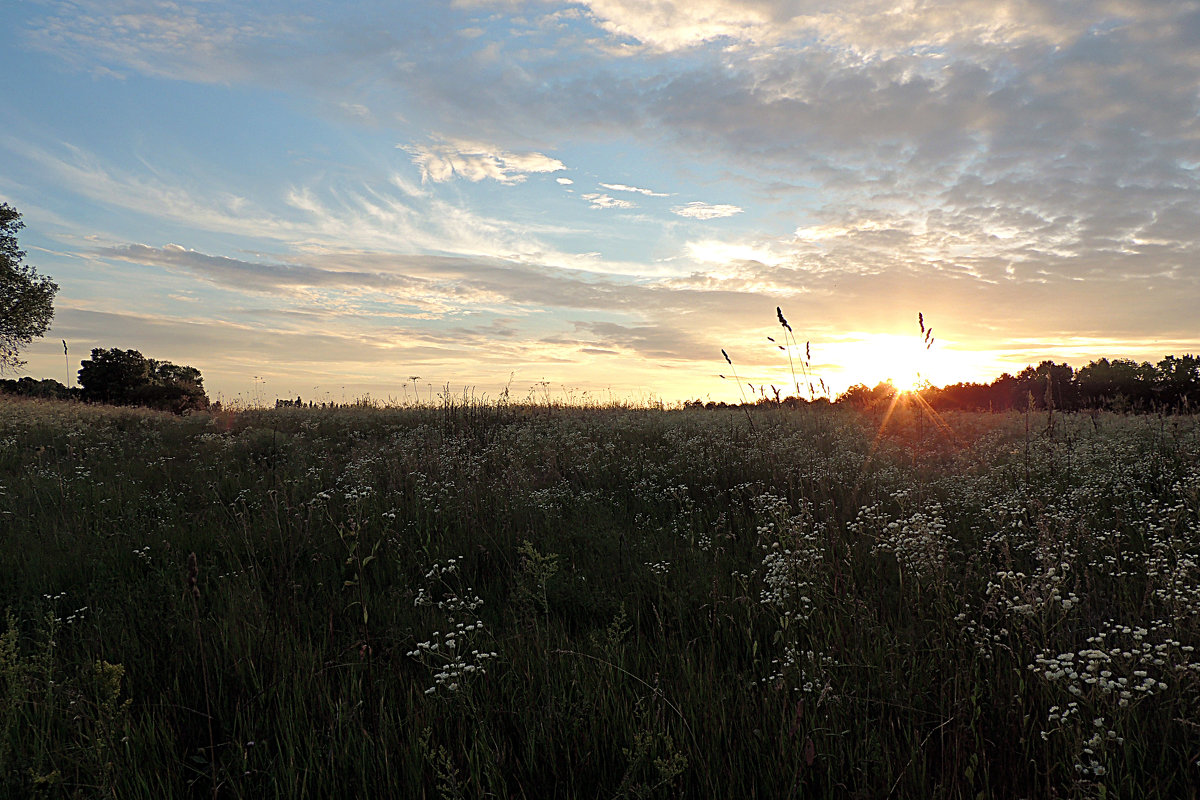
[1015,361,1076,410]
[838,381,899,409]
[1155,354,1200,408]
[0,204,58,373]
[0,377,77,400]
[78,348,208,412]
[1076,358,1156,410]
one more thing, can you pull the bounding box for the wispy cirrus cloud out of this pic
[98,243,425,295]
[24,0,310,82]
[4,139,600,268]
[403,139,565,184]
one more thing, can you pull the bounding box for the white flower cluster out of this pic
[758,646,837,696]
[752,493,824,623]
[1146,524,1200,623]
[748,493,834,693]
[852,501,952,581]
[1029,618,1200,779]
[342,484,374,504]
[985,562,1080,619]
[43,592,88,626]
[760,546,816,622]
[408,556,496,696]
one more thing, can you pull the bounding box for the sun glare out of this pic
[873,336,927,392]
[826,333,941,393]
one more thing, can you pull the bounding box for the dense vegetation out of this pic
[838,355,1200,412]
[1,396,1199,798]
[1,349,209,413]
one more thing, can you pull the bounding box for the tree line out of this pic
[0,348,209,413]
[840,355,1200,412]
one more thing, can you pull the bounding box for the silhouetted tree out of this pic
[78,348,208,412]
[1076,358,1156,410]
[1154,354,1200,408]
[1015,361,1076,410]
[838,382,898,409]
[0,204,58,372]
[78,348,150,405]
[0,377,77,400]
[923,381,1002,411]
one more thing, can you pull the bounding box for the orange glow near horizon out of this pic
[813,333,991,395]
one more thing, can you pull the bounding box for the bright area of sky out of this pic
[3,0,1199,405]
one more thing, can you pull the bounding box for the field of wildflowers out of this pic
[1,394,1198,798]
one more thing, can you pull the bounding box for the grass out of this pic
[1,393,1199,798]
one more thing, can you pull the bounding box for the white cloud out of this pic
[340,102,373,120]
[556,177,574,185]
[671,201,743,220]
[582,193,636,209]
[579,0,771,51]
[686,239,783,267]
[600,182,670,197]
[574,0,1136,55]
[404,139,566,184]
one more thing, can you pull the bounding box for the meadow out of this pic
[1,394,1199,798]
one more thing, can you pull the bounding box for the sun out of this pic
[836,333,932,393]
[877,337,929,392]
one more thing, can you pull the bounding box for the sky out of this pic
[3,0,1200,405]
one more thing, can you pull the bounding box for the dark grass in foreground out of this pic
[1,396,1200,798]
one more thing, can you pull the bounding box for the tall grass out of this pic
[1,394,1199,797]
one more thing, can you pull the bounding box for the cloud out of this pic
[556,177,574,185]
[572,0,1146,55]
[671,202,743,220]
[18,0,1200,398]
[98,243,425,295]
[600,183,670,197]
[582,193,636,209]
[404,139,565,184]
[4,139,608,273]
[24,0,309,82]
[577,0,773,52]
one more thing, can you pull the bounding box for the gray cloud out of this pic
[100,244,425,294]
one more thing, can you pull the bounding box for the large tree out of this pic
[78,348,209,412]
[0,204,58,373]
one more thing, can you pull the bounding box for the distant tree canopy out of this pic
[838,382,901,410]
[0,203,58,373]
[77,348,208,413]
[838,355,1200,412]
[0,376,77,401]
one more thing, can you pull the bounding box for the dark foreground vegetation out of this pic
[2,396,1199,798]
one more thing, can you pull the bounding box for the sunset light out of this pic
[3,1,1200,403]
[7,3,1200,795]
